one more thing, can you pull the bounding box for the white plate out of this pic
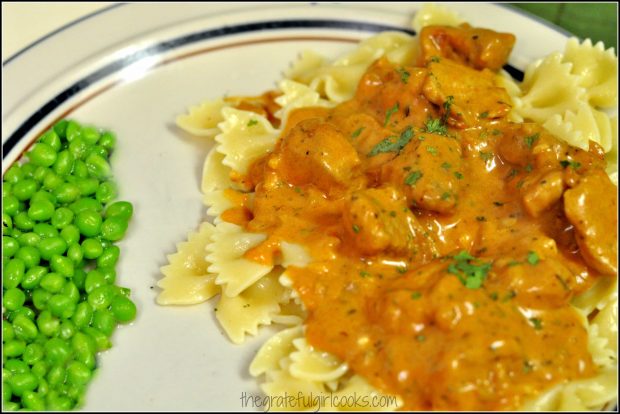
[2,3,576,411]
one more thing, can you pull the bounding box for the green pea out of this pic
[13,179,38,201]
[38,237,67,260]
[37,311,60,337]
[67,243,83,264]
[95,246,119,269]
[87,145,109,159]
[51,207,74,229]
[99,131,116,150]
[22,390,46,411]
[36,378,49,395]
[31,190,57,206]
[75,210,102,237]
[21,163,37,178]
[87,285,115,310]
[3,195,20,216]
[3,381,12,402]
[72,303,93,329]
[84,269,106,294]
[67,361,91,386]
[82,327,111,351]
[76,178,99,196]
[54,182,80,204]
[72,159,89,179]
[100,267,116,284]
[101,216,128,241]
[32,166,50,183]
[80,126,100,145]
[65,120,81,141]
[40,272,65,293]
[72,268,87,291]
[3,319,15,341]
[2,236,20,258]
[33,222,59,239]
[31,361,49,379]
[8,306,36,323]
[71,332,96,357]
[85,153,111,179]
[60,225,80,245]
[61,282,80,304]
[2,402,19,411]
[8,372,38,397]
[3,258,25,288]
[95,181,117,204]
[52,150,75,176]
[31,289,52,311]
[13,314,38,341]
[46,365,66,386]
[17,232,41,247]
[40,129,62,151]
[22,344,44,366]
[5,359,29,375]
[15,245,41,269]
[2,182,12,197]
[27,199,54,222]
[81,238,103,259]
[59,320,76,340]
[50,254,74,277]
[47,294,76,319]
[111,296,137,323]
[14,211,34,231]
[4,165,23,183]
[69,197,102,214]
[3,288,26,311]
[28,143,58,167]
[68,136,89,161]
[21,266,48,290]
[45,338,72,366]
[93,309,117,337]
[2,212,12,233]
[47,393,74,411]
[3,340,26,357]
[42,170,63,190]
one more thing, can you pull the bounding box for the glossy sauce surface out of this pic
[224,26,618,410]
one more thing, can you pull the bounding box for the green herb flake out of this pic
[416,334,426,342]
[479,151,493,162]
[502,290,517,302]
[454,171,464,180]
[384,103,399,127]
[441,162,452,170]
[523,360,534,373]
[424,117,448,136]
[426,145,438,156]
[397,67,410,84]
[447,250,492,289]
[525,164,533,173]
[479,111,489,119]
[359,270,371,278]
[489,292,499,301]
[247,119,258,127]
[560,160,581,170]
[351,127,365,138]
[492,129,502,136]
[352,224,360,234]
[411,291,422,299]
[527,251,539,265]
[441,192,451,200]
[507,260,521,267]
[430,56,441,63]
[476,216,486,222]
[529,317,543,330]
[397,266,408,274]
[493,201,505,207]
[368,126,413,157]
[524,133,540,148]
[405,170,423,186]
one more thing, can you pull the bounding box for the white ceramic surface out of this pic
[2,3,576,411]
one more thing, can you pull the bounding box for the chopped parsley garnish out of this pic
[416,334,426,342]
[424,117,448,136]
[524,132,540,148]
[441,162,452,170]
[523,360,534,373]
[442,96,454,123]
[506,168,518,179]
[479,111,489,119]
[384,103,399,127]
[411,291,422,299]
[352,224,360,233]
[441,192,451,200]
[493,201,505,206]
[525,164,533,173]
[479,151,493,162]
[405,170,423,186]
[492,129,502,136]
[397,266,408,274]
[430,56,441,63]
[489,292,499,301]
[502,290,517,302]
[247,119,258,127]
[507,260,521,267]
[447,251,492,289]
[454,171,464,180]
[396,67,410,84]
[426,145,438,156]
[529,317,543,330]
[527,251,539,265]
[351,127,365,138]
[476,216,486,222]
[368,126,413,157]
[560,160,581,170]
[359,270,371,278]
[389,211,397,217]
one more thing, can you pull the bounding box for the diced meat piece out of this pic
[521,170,566,217]
[419,24,516,71]
[356,58,438,131]
[563,171,618,276]
[422,59,512,128]
[342,186,436,257]
[277,118,361,192]
[381,132,462,214]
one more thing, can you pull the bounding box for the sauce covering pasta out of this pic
[218,24,617,410]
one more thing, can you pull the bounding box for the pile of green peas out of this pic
[2,119,136,411]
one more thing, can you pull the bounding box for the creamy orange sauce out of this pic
[223,26,618,410]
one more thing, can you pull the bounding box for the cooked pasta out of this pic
[160,5,618,412]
